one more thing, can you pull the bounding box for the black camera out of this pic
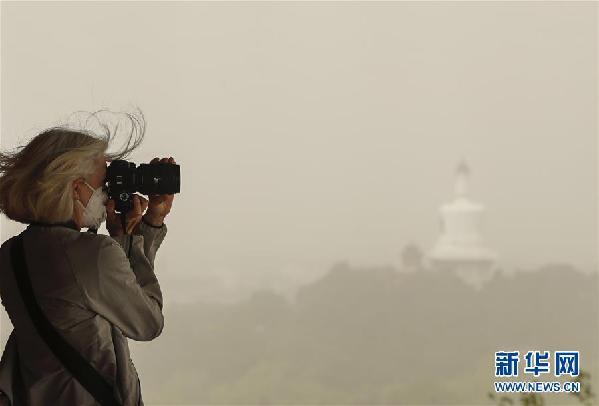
[105,159,181,213]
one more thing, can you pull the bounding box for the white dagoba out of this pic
[428,159,497,289]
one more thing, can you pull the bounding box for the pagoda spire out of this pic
[454,158,470,198]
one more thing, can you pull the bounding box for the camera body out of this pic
[105,159,181,213]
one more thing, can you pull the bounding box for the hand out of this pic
[106,194,148,237]
[144,157,176,227]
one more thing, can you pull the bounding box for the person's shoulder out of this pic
[64,230,109,247]
[63,231,125,264]
[0,233,20,265]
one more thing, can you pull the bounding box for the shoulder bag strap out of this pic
[10,233,121,406]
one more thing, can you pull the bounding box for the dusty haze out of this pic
[0,1,597,404]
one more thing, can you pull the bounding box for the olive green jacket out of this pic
[0,218,167,405]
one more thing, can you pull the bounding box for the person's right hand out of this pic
[106,194,149,237]
[144,157,176,227]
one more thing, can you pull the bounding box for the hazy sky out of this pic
[1,2,597,298]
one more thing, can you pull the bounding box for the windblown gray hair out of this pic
[0,109,146,224]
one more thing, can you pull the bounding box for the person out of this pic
[0,115,175,405]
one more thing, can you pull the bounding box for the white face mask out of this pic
[76,180,108,229]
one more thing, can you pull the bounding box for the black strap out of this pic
[10,233,122,406]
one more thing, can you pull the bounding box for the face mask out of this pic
[76,180,108,229]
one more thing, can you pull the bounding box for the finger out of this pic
[150,157,159,165]
[168,157,175,164]
[105,199,116,218]
[125,196,138,222]
[160,157,169,164]
[106,199,115,212]
[132,195,142,215]
[139,195,149,212]
[148,193,162,203]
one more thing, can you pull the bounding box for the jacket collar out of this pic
[27,220,80,231]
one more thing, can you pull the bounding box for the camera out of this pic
[105,159,181,213]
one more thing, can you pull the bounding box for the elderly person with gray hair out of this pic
[0,113,175,405]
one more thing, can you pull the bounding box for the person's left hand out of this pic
[106,194,148,236]
[143,157,176,227]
